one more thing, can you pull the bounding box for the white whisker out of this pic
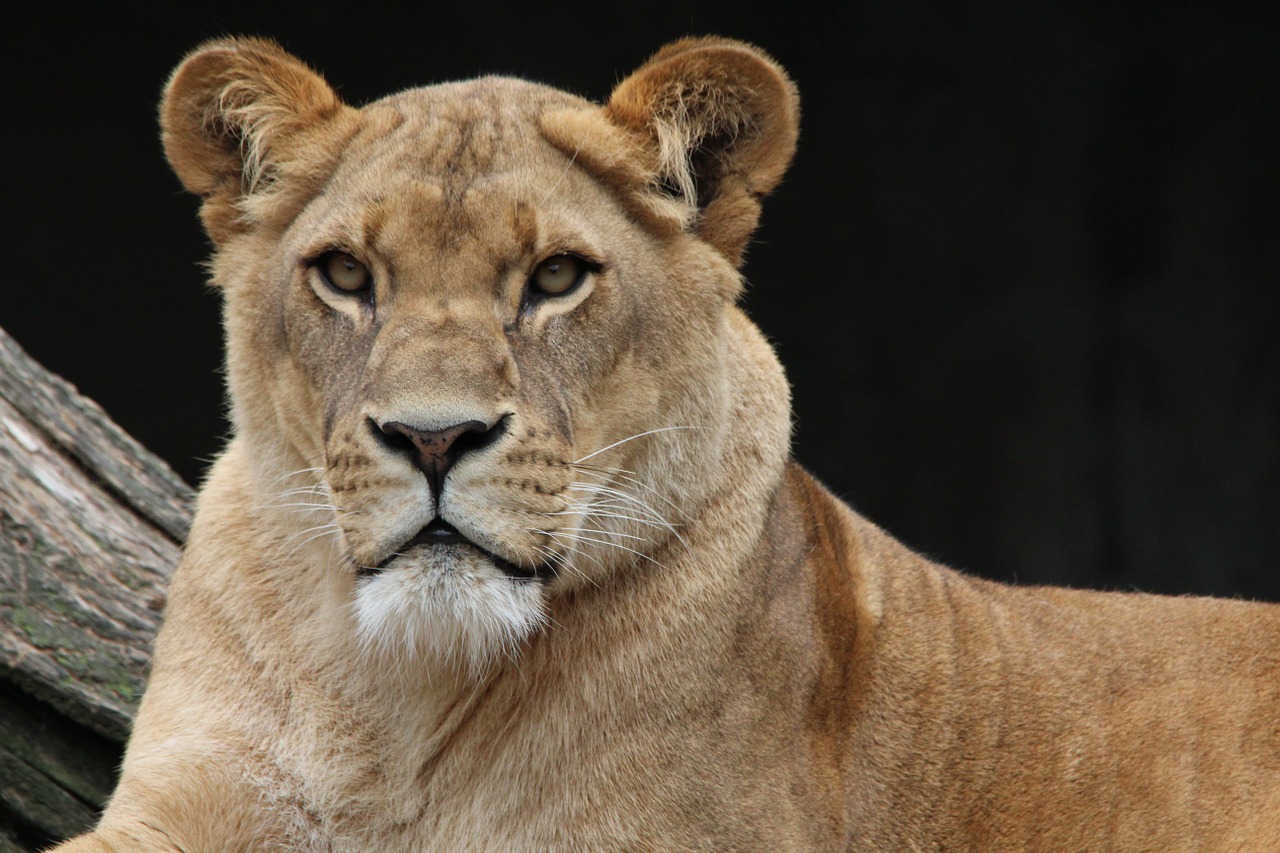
[263,466,327,489]
[554,525,649,543]
[568,482,680,536]
[531,542,595,586]
[536,145,581,207]
[546,507,678,535]
[281,525,344,561]
[255,502,334,513]
[571,465,691,521]
[573,425,701,464]
[542,529,668,570]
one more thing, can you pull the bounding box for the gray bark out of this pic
[0,324,192,848]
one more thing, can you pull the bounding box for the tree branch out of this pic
[0,325,193,847]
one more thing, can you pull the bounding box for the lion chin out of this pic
[353,523,549,676]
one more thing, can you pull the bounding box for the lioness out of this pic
[55,36,1280,852]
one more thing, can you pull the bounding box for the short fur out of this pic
[56,37,1280,852]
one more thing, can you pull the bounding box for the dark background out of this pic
[4,3,1277,599]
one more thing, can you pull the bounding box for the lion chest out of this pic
[253,652,821,852]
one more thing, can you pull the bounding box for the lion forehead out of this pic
[299,80,614,260]
[352,77,592,182]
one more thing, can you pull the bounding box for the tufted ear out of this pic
[603,37,799,267]
[160,37,357,244]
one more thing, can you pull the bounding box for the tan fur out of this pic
[55,37,1279,852]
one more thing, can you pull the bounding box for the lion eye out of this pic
[320,251,371,294]
[530,255,585,296]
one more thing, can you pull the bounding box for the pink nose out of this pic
[377,419,492,498]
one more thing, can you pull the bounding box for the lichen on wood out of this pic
[0,324,194,848]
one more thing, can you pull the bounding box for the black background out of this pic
[4,3,1277,599]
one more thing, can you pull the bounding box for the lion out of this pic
[54,36,1280,852]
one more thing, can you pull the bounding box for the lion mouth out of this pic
[366,518,551,581]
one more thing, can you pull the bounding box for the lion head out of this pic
[160,37,798,675]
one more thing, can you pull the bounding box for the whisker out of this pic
[531,541,599,587]
[554,478,688,549]
[570,465,690,521]
[555,496,666,519]
[583,497,686,547]
[270,486,331,500]
[541,529,667,570]
[264,466,327,487]
[279,520,342,554]
[546,507,678,535]
[553,525,649,543]
[568,482,674,529]
[281,525,344,561]
[254,502,335,513]
[526,529,607,573]
[536,145,581,207]
[282,521,341,542]
[573,425,701,464]
[567,461,639,477]
[531,542,592,585]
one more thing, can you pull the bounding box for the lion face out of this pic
[248,80,730,672]
[162,38,797,674]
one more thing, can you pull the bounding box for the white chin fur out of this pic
[353,548,547,678]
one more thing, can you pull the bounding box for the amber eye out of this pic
[530,254,586,297]
[319,251,371,294]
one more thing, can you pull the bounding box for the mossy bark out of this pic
[0,325,193,849]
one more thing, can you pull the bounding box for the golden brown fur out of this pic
[55,37,1280,852]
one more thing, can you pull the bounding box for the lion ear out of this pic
[603,37,799,267]
[160,37,356,243]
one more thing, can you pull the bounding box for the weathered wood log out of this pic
[0,324,193,849]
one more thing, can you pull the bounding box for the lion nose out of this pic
[376,418,503,499]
